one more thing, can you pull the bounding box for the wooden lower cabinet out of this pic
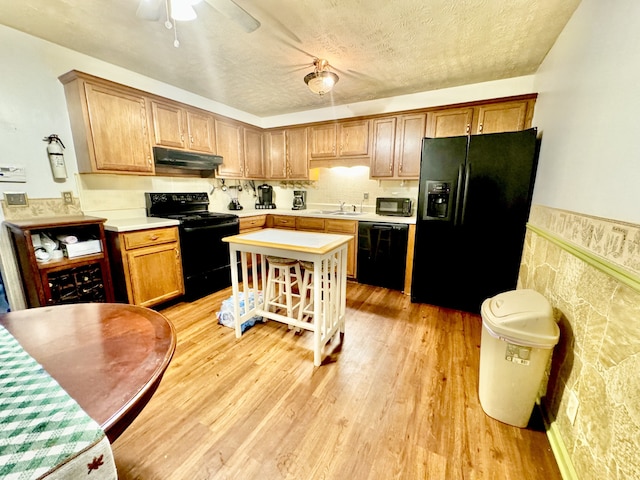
[293,217,357,278]
[239,215,267,233]
[267,215,297,229]
[324,219,357,278]
[107,227,184,307]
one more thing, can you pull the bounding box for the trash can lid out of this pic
[481,289,560,348]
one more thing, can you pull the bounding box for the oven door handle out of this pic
[181,221,238,234]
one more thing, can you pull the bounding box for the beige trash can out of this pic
[478,289,559,427]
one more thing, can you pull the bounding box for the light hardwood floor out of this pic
[112,282,562,479]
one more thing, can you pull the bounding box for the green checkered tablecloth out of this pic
[0,325,117,479]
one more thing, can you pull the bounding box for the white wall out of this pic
[531,0,640,224]
[0,25,261,210]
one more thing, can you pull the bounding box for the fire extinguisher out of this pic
[43,134,68,180]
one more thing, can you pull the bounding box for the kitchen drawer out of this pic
[325,219,357,234]
[123,227,179,249]
[239,215,267,231]
[296,217,325,231]
[271,215,297,229]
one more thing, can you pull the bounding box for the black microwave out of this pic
[375,197,412,217]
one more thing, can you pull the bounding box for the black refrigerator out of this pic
[411,128,539,313]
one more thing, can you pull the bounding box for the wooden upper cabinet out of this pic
[151,99,214,153]
[370,117,397,178]
[425,107,474,138]
[59,71,154,174]
[243,126,265,179]
[395,114,425,178]
[185,109,215,152]
[338,120,370,157]
[309,120,370,160]
[286,127,309,179]
[371,114,424,179]
[474,100,531,134]
[151,101,186,148]
[265,127,308,180]
[309,123,337,159]
[265,130,287,179]
[215,119,245,178]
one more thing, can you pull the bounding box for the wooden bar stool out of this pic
[263,256,302,321]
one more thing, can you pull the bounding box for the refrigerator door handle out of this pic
[460,162,471,225]
[453,163,464,226]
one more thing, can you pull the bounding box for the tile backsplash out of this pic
[78,167,419,217]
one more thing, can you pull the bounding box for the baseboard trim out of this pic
[538,405,579,480]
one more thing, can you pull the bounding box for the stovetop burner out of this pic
[145,192,238,225]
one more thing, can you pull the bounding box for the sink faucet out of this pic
[339,201,345,212]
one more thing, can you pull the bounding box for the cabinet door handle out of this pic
[478,123,483,133]
[175,248,180,259]
[149,234,159,241]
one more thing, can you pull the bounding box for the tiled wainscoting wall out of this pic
[519,205,640,480]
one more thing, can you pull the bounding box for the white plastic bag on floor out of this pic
[216,291,263,333]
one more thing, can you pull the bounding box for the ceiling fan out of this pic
[136,0,260,33]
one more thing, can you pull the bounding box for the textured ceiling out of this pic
[0,0,581,117]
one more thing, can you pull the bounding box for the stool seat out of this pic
[300,260,314,270]
[266,256,298,266]
[263,257,302,323]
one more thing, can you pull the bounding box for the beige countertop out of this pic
[103,217,180,232]
[102,208,416,232]
[223,228,352,255]
[228,208,416,225]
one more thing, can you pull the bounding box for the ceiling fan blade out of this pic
[202,0,261,33]
[136,0,163,21]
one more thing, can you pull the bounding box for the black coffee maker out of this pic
[256,184,276,209]
[292,190,306,210]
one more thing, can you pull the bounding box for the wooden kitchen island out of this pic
[223,228,351,366]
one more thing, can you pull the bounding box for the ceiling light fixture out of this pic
[304,58,339,96]
[170,0,198,21]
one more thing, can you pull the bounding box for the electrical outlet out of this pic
[3,192,28,206]
[566,389,579,425]
[363,192,369,200]
[62,191,74,205]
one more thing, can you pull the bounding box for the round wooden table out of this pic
[0,303,176,442]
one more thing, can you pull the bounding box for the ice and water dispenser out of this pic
[425,181,452,220]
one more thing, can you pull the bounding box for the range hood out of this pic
[153,147,223,171]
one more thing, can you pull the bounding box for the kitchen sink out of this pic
[329,211,364,216]
[311,209,365,216]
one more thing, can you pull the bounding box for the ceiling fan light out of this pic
[304,71,339,96]
[170,0,197,21]
[136,0,163,20]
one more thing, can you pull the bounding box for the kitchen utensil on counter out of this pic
[256,184,276,209]
[292,190,306,210]
[228,198,243,210]
[226,184,243,210]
